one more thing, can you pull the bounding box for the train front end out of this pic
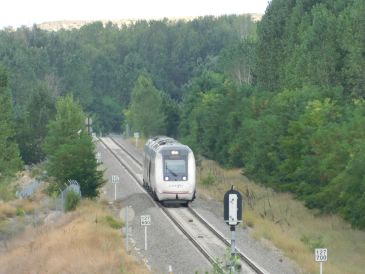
[156,146,196,203]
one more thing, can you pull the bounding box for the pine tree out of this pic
[126,74,166,137]
[43,95,105,197]
[0,64,22,178]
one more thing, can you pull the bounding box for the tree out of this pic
[219,39,256,85]
[255,0,294,91]
[0,64,22,178]
[43,95,104,197]
[126,74,166,137]
[15,83,56,164]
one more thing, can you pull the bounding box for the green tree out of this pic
[219,39,256,85]
[43,95,104,197]
[255,0,294,91]
[15,83,56,164]
[161,92,180,138]
[126,74,166,137]
[0,64,22,178]
[338,0,365,97]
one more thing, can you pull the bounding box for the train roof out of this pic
[145,136,190,153]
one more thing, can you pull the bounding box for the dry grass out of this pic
[0,201,16,219]
[11,198,37,214]
[0,200,149,274]
[197,159,365,274]
[126,136,147,150]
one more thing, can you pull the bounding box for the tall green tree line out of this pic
[0,64,22,179]
[180,0,365,228]
[0,15,255,135]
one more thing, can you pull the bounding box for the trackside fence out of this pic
[56,179,81,212]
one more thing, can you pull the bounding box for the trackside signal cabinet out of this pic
[224,188,242,225]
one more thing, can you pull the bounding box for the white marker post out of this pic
[96,152,101,164]
[141,214,151,251]
[111,175,120,201]
[134,132,140,147]
[315,248,328,274]
[85,117,92,134]
[126,206,129,252]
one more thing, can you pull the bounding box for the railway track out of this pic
[100,136,267,274]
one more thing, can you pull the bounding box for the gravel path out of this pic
[108,136,304,274]
[98,138,212,274]
[191,197,303,274]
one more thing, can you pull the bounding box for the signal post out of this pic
[224,186,243,273]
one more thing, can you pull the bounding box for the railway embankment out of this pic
[0,169,149,274]
[121,135,365,274]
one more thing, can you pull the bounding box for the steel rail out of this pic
[188,207,266,274]
[161,207,220,267]
[98,137,221,269]
[99,137,141,184]
[100,136,267,274]
[109,136,142,167]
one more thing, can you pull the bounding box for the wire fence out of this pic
[56,180,81,212]
[15,176,81,212]
[16,179,41,199]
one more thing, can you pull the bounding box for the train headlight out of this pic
[171,150,179,155]
[182,176,187,181]
[164,176,169,181]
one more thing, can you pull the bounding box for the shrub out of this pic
[0,178,15,201]
[201,173,215,186]
[64,190,81,212]
[104,215,124,229]
[16,207,25,216]
[300,234,324,251]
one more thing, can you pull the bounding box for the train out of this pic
[142,136,196,205]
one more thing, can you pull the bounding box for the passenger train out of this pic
[143,136,196,204]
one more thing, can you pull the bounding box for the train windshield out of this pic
[164,159,187,178]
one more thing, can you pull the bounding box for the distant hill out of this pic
[36,14,262,31]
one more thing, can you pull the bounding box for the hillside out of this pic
[35,14,262,31]
[0,173,148,274]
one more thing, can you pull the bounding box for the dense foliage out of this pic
[43,95,105,197]
[256,0,364,95]
[64,190,81,212]
[0,65,22,179]
[0,15,254,137]
[181,0,365,228]
[124,74,166,137]
[0,7,364,228]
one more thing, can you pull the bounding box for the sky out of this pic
[0,0,269,29]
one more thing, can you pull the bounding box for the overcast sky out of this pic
[0,0,269,29]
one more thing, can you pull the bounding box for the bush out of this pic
[104,215,124,229]
[300,234,324,251]
[201,173,215,186]
[64,190,81,212]
[0,178,15,201]
[16,207,25,216]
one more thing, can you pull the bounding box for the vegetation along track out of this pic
[100,136,266,274]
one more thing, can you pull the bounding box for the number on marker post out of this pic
[315,248,328,262]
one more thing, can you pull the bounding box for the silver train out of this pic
[143,136,196,204]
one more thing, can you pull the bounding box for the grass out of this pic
[0,200,149,274]
[196,159,365,274]
[1,167,148,273]
[0,177,16,202]
[104,215,124,229]
[0,201,16,219]
[126,136,147,150]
